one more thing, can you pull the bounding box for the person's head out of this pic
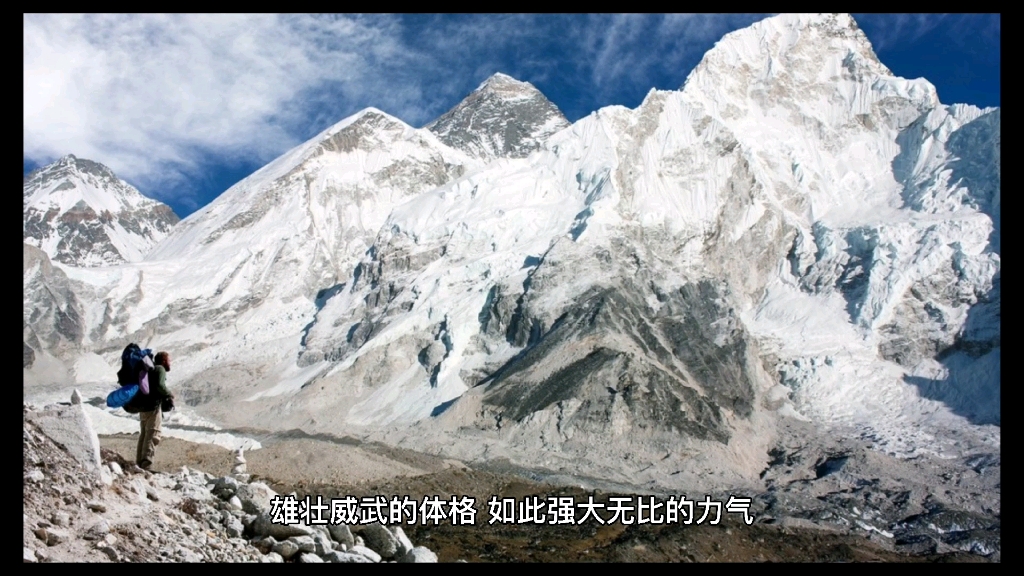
[154,351,171,372]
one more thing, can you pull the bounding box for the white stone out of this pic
[400,546,439,563]
[349,545,382,563]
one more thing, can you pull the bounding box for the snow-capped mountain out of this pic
[24,14,998,497]
[23,155,179,267]
[426,73,570,160]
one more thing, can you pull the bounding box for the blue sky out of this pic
[24,13,1000,219]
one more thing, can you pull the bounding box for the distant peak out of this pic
[683,13,889,94]
[475,72,532,92]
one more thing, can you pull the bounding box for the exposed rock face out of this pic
[23,155,179,267]
[427,73,570,160]
[23,243,85,362]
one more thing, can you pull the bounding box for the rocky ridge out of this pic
[23,392,440,563]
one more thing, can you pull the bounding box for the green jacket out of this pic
[126,365,173,412]
[148,365,172,399]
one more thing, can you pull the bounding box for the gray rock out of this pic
[327,523,355,548]
[49,512,70,527]
[213,475,239,491]
[225,516,245,538]
[400,546,439,563]
[34,527,68,546]
[129,479,149,502]
[70,389,82,404]
[251,512,313,539]
[227,495,243,510]
[288,535,316,553]
[241,513,257,533]
[96,544,119,561]
[26,470,44,483]
[87,501,107,513]
[313,532,333,555]
[324,550,375,563]
[86,516,111,537]
[260,551,284,563]
[23,547,36,563]
[350,545,382,563]
[108,462,122,476]
[391,525,415,557]
[25,402,105,481]
[297,552,324,563]
[252,536,276,554]
[362,522,400,559]
[272,539,300,560]
[235,481,277,515]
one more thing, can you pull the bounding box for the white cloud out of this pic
[23,14,423,206]
[23,13,775,210]
[854,13,950,53]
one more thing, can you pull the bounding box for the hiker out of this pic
[128,350,175,470]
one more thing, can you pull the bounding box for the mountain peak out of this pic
[426,73,570,160]
[680,13,913,119]
[23,155,179,267]
[475,72,528,91]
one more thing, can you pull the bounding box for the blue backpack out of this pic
[106,343,153,410]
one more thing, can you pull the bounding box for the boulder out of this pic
[251,512,313,539]
[400,546,439,563]
[324,550,374,563]
[288,535,316,553]
[327,523,355,548]
[312,532,333,555]
[260,552,284,563]
[362,523,400,559]
[350,545,382,563]
[391,526,415,557]
[252,536,276,554]
[272,539,300,560]
[25,401,104,481]
[235,482,276,515]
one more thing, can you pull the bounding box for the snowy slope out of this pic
[23,155,179,267]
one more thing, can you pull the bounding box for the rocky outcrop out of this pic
[23,393,441,563]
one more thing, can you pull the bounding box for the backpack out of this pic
[112,343,154,412]
[117,343,152,385]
